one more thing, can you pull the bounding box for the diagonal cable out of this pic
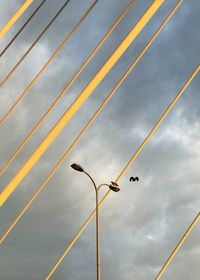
[0,0,34,39]
[0,0,135,175]
[0,0,71,88]
[0,0,48,58]
[0,0,134,127]
[0,0,100,126]
[155,212,200,280]
[0,0,183,245]
[0,0,165,207]
[44,65,199,279]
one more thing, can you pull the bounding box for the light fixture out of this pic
[71,163,84,172]
[109,181,120,192]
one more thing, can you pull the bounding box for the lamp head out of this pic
[109,181,120,192]
[71,163,84,172]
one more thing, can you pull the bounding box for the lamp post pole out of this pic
[71,163,120,280]
[96,187,100,280]
[83,170,102,280]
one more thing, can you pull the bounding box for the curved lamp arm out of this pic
[97,184,110,191]
[83,170,98,193]
[84,172,111,194]
[71,163,120,193]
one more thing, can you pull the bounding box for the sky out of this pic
[0,0,199,279]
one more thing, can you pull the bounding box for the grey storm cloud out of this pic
[0,0,200,280]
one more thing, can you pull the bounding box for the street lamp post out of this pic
[71,163,120,280]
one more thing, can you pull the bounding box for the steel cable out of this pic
[156,212,200,279]
[45,65,199,280]
[0,0,135,176]
[0,0,48,57]
[0,0,71,88]
[0,0,34,39]
[0,0,182,246]
[0,0,160,206]
[0,0,100,127]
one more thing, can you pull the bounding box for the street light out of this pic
[71,163,120,280]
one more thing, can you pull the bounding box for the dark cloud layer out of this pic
[0,1,199,279]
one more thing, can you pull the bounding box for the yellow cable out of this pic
[116,65,199,181]
[0,0,70,88]
[0,0,165,207]
[44,65,199,279]
[0,0,135,174]
[0,0,183,266]
[0,0,138,245]
[0,0,101,125]
[155,212,200,280]
[0,0,182,245]
[0,0,136,176]
[0,0,48,58]
[0,0,33,38]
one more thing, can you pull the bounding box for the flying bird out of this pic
[129,176,139,182]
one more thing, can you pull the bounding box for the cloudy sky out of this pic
[0,0,199,279]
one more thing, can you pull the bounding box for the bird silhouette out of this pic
[129,176,139,182]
